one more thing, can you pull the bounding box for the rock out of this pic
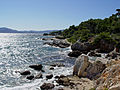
[35,73,42,79]
[56,76,94,90]
[57,87,64,90]
[40,83,55,90]
[54,76,59,79]
[106,51,119,59]
[85,60,106,79]
[109,84,120,90]
[50,64,57,67]
[46,74,53,79]
[73,54,106,79]
[96,39,115,53]
[56,77,70,86]
[20,70,31,75]
[49,67,54,70]
[26,75,34,80]
[44,39,70,48]
[87,50,101,57]
[50,63,65,67]
[68,51,82,57]
[59,75,66,78]
[41,70,45,72]
[71,42,94,53]
[95,64,120,89]
[73,54,90,77]
[29,64,43,71]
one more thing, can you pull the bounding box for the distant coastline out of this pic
[0,27,60,33]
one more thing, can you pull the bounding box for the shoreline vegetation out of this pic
[41,13,120,90]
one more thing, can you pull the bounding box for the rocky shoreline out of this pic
[16,35,120,90]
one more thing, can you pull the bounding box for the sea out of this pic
[0,33,75,90]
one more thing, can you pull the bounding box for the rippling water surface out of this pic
[0,33,75,90]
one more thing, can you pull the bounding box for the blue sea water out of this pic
[0,33,75,90]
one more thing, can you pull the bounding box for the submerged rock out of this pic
[40,83,55,90]
[29,64,43,71]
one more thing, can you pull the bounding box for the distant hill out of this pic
[0,27,18,33]
[0,27,58,33]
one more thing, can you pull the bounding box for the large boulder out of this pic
[85,61,106,79]
[73,54,90,77]
[73,54,106,79]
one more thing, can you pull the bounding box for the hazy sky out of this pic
[0,0,119,31]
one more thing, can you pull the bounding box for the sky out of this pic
[0,0,119,31]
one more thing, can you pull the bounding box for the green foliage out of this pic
[89,88,95,90]
[49,30,62,36]
[50,14,120,44]
[93,32,116,45]
[68,29,94,43]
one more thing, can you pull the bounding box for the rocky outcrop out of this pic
[71,42,94,53]
[95,60,120,90]
[44,39,70,48]
[29,64,43,71]
[70,42,95,57]
[97,39,115,53]
[40,83,55,90]
[56,76,94,90]
[73,54,106,79]
[70,39,115,57]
